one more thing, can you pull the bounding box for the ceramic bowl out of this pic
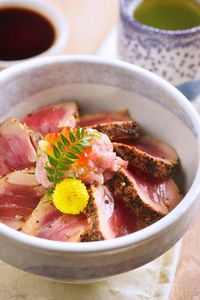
[118,0,200,85]
[0,56,200,283]
[0,0,69,70]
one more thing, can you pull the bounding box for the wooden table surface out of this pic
[50,1,199,299]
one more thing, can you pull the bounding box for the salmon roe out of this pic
[43,127,93,166]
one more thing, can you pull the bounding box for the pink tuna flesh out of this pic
[0,169,45,226]
[126,167,182,215]
[78,110,131,127]
[119,136,178,161]
[0,118,40,177]
[22,102,78,135]
[90,185,137,239]
[22,196,88,242]
[37,213,87,242]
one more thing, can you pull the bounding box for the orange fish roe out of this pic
[61,127,73,139]
[45,132,60,144]
[43,127,93,167]
[77,147,92,166]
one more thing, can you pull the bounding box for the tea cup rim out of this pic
[120,0,200,36]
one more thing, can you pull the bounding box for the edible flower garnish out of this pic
[39,127,97,213]
[41,127,96,192]
[52,178,89,214]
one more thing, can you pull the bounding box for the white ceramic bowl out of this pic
[0,56,200,283]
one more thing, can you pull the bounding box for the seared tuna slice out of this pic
[22,196,53,236]
[37,213,87,242]
[109,168,182,224]
[81,184,138,242]
[22,196,88,242]
[113,136,179,179]
[0,118,42,177]
[0,168,45,229]
[91,121,140,142]
[22,102,79,135]
[78,110,131,127]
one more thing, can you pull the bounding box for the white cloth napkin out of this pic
[0,242,181,300]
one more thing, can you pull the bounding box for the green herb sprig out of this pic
[45,128,95,195]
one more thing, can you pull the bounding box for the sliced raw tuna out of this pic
[22,196,58,236]
[78,110,131,127]
[22,196,88,242]
[22,102,79,135]
[109,168,182,224]
[38,213,87,242]
[0,168,45,229]
[113,136,179,179]
[91,121,140,142]
[2,219,23,230]
[0,118,42,177]
[81,184,139,241]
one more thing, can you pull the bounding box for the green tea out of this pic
[133,0,200,30]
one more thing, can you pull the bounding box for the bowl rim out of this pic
[0,55,200,254]
[120,0,200,36]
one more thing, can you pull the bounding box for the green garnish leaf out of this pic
[60,134,70,146]
[57,164,69,171]
[57,141,65,152]
[76,143,87,150]
[47,188,54,195]
[69,130,75,143]
[66,152,79,159]
[45,128,94,192]
[61,157,74,164]
[45,166,55,174]
[48,155,58,167]
[53,145,61,159]
[80,128,85,139]
[55,171,64,178]
[76,127,81,139]
[70,146,82,154]
[47,175,55,183]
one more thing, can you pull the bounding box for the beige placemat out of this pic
[0,242,181,300]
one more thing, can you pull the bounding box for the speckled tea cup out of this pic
[118,0,200,85]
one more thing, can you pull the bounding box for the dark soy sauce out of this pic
[0,7,56,61]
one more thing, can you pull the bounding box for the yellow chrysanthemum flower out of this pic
[52,178,89,214]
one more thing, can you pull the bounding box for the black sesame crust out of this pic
[81,185,104,242]
[108,169,169,225]
[113,142,178,179]
[91,121,140,142]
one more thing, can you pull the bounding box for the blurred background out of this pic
[48,0,118,54]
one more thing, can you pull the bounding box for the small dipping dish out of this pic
[0,0,68,70]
